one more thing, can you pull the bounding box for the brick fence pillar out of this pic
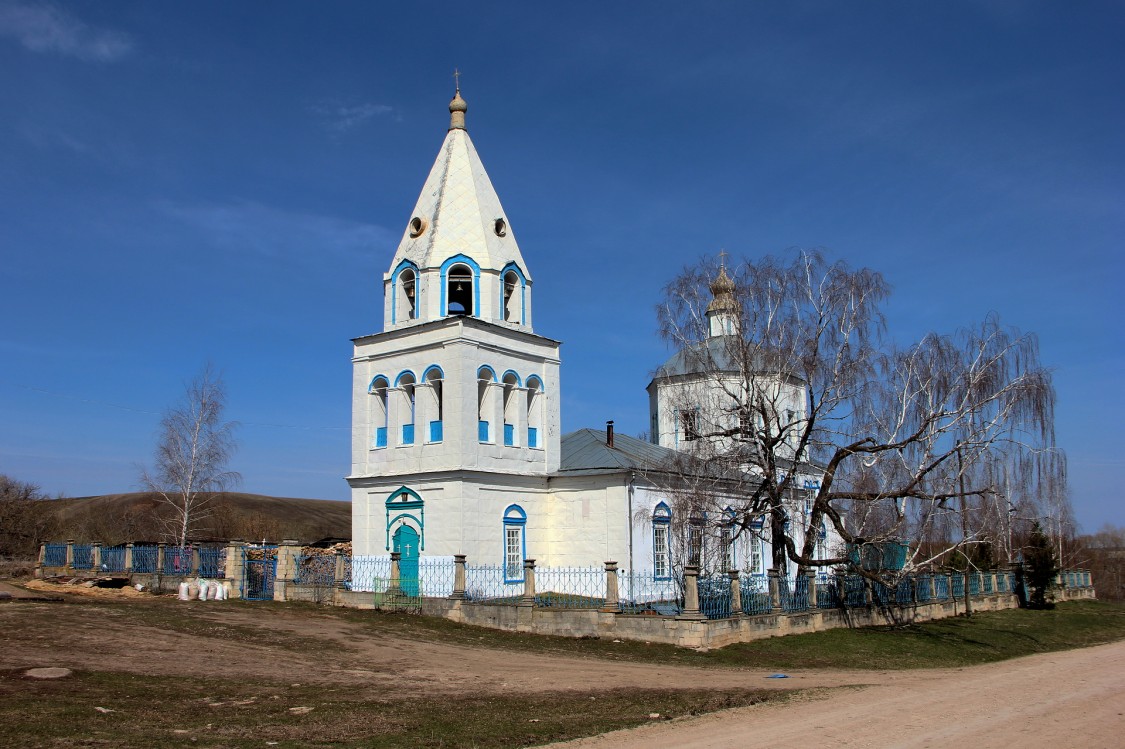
[65,539,75,575]
[678,564,705,620]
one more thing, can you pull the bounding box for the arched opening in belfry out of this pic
[503,269,520,322]
[447,264,473,316]
[397,267,417,321]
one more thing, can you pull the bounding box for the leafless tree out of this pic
[656,250,1068,579]
[141,365,240,546]
[0,474,59,560]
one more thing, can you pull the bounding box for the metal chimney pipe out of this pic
[606,420,615,448]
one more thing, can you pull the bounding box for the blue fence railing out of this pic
[43,543,67,567]
[199,546,225,578]
[132,545,157,573]
[72,544,93,570]
[101,546,127,572]
[163,546,193,575]
[465,564,522,603]
[295,554,337,586]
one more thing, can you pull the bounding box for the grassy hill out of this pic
[46,491,351,545]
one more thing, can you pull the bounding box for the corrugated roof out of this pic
[558,428,680,473]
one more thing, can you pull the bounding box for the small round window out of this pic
[409,216,427,238]
[494,218,507,237]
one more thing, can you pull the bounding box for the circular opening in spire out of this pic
[494,218,507,237]
[409,216,427,238]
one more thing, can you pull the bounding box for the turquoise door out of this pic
[393,525,420,596]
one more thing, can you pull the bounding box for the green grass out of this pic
[0,668,787,749]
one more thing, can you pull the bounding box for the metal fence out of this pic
[72,544,93,570]
[132,545,157,573]
[43,543,67,567]
[200,546,225,578]
[699,574,733,619]
[742,575,773,615]
[465,564,522,603]
[100,545,127,572]
[536,566,606,609]
[162,546,193,575]
[295,554,337,587]
[619,570,683,616]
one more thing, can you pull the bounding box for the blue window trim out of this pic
[439,254,481,317]
[422,364,444,381]
[393,370,416,388]
[385,486,424,551]
[653,501,671,580]
[502,504,527,583]
[477,364,496,381]
[369,374,390,392]
[525,374,544,393]
[501,369,522,387]
[498,262,527,325]
[390,259,419,325]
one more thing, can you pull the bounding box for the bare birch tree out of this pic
[656,250,1068,578]
[141,365,240,546]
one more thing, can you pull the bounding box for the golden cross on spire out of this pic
[719,249,728,270]
[453,68,461,93]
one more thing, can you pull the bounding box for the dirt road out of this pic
[548,639,1125,749]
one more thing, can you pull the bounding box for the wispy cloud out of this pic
[0,1,132,61]
[311,100,396,134]
[156,199,396,269]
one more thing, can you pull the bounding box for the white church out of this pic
[347,89,831,590]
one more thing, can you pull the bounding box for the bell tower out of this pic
[348,89,562,558]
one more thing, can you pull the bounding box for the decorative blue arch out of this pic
[501,369,522,387]
[439,254,481,317]
[368,374,390,392]
[390,259,420,325]
[524,374,544,392]
[422,364,445,381]
[498,262,527,324]
[477,364,497,381]
[653,501,671,522]
[385,486,425,551]
[393,370,417,387]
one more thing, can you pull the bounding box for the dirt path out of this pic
[546,639,1125,749]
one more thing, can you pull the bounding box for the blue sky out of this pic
[1,2,1121,531]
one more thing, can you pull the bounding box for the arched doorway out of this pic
[393,524,420,596]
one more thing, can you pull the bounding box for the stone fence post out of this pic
[124,543,134,573]
[274,539,301,602]
[601,561,619,612]
[806,569,817,609]
[451,554,467,599]
[333,549,347,588]
[224,540,245,598]
[520,559,536,606]
[389,552,402,595]
[767,568,781,611]
[92,542,102,572]
[728,569,742,615]
[35,543,45,578]
[65,539,75,574]
[678,565,704,619]
[191,543,202,577]
[156,543,166,578]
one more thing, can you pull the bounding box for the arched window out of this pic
[440,255,480,317]
[369,375,389,448]
[501,370,521,446]
[502,504,527,583]
[394,371,416,445]
[499,262,526,324]
[748,516,765,575]
[477,365,496,443]
[525,375,543,449]
[392,261,419,323]
[653,502,671,580]
[423,365,443,443]
[721,507,738,571]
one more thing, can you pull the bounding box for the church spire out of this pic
[449,70,467,130]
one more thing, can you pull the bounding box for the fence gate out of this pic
[243,546,277,601]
